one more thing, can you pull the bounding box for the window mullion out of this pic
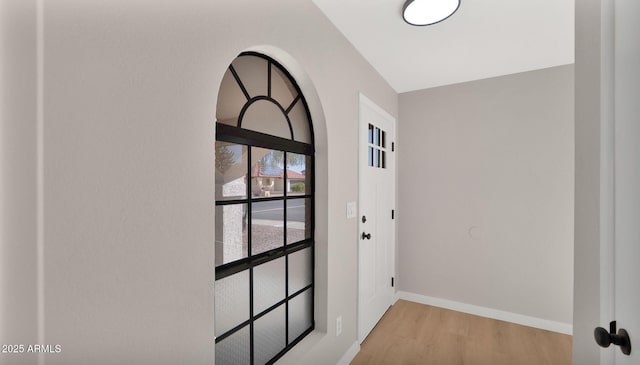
[284,152,290,345]
[284,151,288,244]
[247,146,253,257]
[247,145,255,365]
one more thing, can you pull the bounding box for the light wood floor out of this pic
[351,300,572,365]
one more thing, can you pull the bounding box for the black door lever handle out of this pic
[361,232,371,240]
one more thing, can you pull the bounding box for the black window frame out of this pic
[215,52,315,365]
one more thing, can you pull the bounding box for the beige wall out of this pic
[2,0,397,364]
[398,65,574,327]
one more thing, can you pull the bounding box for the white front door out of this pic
[357,94,396,342]
[612,0,640,362]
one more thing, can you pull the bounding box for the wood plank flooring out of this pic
[351,300,572,365]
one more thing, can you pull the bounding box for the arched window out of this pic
[214,52,314,365]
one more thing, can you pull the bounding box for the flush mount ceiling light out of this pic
[402,0,461,26]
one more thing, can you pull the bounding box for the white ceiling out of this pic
[312,0,574,93]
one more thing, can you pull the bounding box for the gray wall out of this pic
[0,1,39,365]
[398,65,575,327]
[2,0,397,364]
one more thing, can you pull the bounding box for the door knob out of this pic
[361,232,371,240]
[594,321,632,355]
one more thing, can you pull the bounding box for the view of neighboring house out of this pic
[251,164,306,197]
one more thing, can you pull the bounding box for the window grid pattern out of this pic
[215,52,314,365]
[367,123,387,169]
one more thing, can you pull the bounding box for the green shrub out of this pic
[291,182,305,192]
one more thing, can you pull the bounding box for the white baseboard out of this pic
[395,291,573,335]
[394,290,401,303]
[336,341,360,365]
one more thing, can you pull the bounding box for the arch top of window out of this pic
[216,52,314,146]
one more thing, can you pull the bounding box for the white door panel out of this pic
[613,0,640,362]
[358,94,395,343]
